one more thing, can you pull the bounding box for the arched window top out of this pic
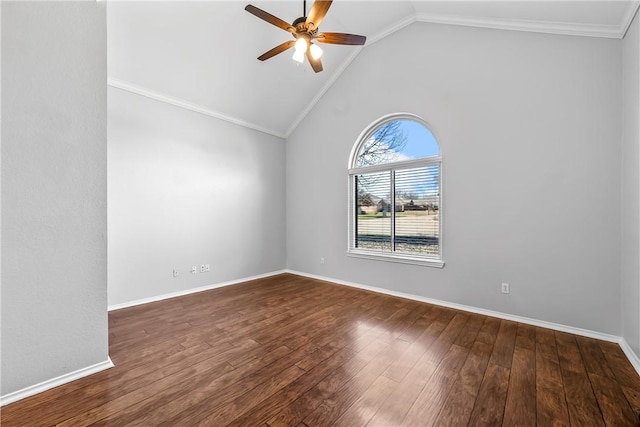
[351,114,440,169]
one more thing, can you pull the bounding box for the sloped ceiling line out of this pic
[284,14,417,137]
[109,4,639,140]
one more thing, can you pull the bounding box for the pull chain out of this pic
[303,0,306,17]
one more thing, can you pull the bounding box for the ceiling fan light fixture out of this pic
[245,1,367,73]
[309,43,323,60]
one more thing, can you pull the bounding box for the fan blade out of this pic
[245,5,295,33]
[257,40,296,61]
[306,49,323,73]
[306,0,332,30]
[316,32,366,45]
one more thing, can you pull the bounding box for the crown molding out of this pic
[415,2,639,40]
[622,1,640,38]
[107,78,286,139]
[109,3,638,140]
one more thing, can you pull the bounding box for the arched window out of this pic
[348,114,443,267]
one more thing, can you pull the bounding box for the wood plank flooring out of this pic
[2,273,640,426]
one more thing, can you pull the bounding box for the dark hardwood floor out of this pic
[2,273,640,426]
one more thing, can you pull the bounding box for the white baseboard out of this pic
[108,270,288,311]
[1,270,288,406]
[108,268,640,372]
[5,270,638,408]
[619,338,640,375]
[0,358,114,407]
[286,269,640,375]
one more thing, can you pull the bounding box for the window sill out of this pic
[347,250,445,268]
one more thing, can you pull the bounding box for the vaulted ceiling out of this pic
[107,1,639,138]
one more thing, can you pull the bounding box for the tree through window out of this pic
[348,114,443,266]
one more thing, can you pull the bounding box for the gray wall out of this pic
[622,12,640,357]
[286,22,623,335]
[1,2,108,395]
[108,88,286,306]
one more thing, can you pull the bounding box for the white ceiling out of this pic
[107,1,639,138]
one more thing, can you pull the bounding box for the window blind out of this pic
[354,164,440,257]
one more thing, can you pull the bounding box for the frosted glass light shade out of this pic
[309,43,323,60]
[292,49,305,63]
[294,38,308,53]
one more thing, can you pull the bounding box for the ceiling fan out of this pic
[245,0,366,73]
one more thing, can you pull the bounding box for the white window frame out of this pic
[347,113,444,268]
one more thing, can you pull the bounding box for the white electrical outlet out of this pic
[205,264,210,272]
[200,264,206,273]
[320,257,325,264]
[191,266,197,274]
[501,283,510,294]
[172,269,179,277]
